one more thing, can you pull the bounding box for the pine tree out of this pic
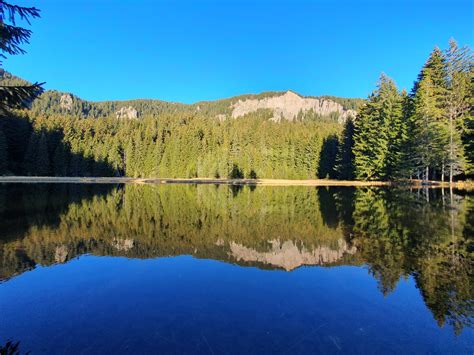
[335,118,355,180]
[124,139,135,177]
[383,85,406,178]
[69,153,80,177]
[464,69,474,175]
[407,47,456,181]
[0,127,8,174]
[36,132,50,176]
[412,47,448,110]
[0,1,43,113]
[399,92,416,178]
[318,135,338,179]
[444,39,472,182]
[353,74,404,180]
[409,75,447,180]
[23,132,38,175]
[52,143,68,176]
[1,114,30,174]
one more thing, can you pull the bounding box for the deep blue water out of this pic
[2,255,472,354]
[0,184,472,354]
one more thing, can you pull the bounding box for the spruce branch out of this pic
[0,82,44,113]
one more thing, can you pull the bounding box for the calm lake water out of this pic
[0,183,472,354]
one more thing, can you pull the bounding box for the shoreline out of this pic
[0,176,472,189]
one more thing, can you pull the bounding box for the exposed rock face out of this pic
[60,94,73,111]
[231,91,356,123]
[115,106,138,119]
[229,239,356,271]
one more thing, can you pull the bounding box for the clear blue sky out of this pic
[5,0,473,103]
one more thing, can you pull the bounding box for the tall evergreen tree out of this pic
[353,74,404,180]
[444,39,472,182]
[407,47,453,181]
[52,143,68,176]
[36,132,50,176]
[409,75,448,181]
[412,47,448,107]
[384,87,406,178]
[335,118,355,180]
[464,68,474,175]
[68,153,80,177]
[399,90,416,178]
[318,134,339,178]
[0,1,43,113]
[0,126,8,174]
[23,131,38,175]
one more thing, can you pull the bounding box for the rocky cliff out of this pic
[115,106,138,119]
[231,91,356,123]
[60,94,73,111]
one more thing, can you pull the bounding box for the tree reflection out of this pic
[0,184,472,333]
[0,339,29,355]
[349,187,473,333]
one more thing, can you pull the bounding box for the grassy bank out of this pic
[0,176,473,189]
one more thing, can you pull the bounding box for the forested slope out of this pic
[0,39,472,181]
[0,70,353,179]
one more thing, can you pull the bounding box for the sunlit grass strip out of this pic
[0,176,473,189]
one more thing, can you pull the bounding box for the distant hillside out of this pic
[1,70,364,121]
[29,90,191,118]
[0,69,31,86]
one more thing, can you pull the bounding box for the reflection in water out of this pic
[0,339,26,355]
[352,188,473,334]
[228,239,356,271]
[0,183,472,337]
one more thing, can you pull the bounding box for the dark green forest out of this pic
[0,105,343,178]
[0,40,471,181]
[352,42,473,182]
[0,0,472,181]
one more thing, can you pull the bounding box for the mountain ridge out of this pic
[1,69,363,121]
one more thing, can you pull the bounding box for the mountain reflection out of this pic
[0,183,472,333]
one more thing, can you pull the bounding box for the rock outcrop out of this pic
[231,91,356,123]
[229,239,356,271]
[60,94,73,111]
[115,106,138,119]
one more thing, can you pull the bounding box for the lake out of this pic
[0,183,472,354]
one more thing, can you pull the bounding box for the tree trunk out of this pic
[442,185,445,207]
[450,184,454,206]
[449,111,454,185]
[441,162,445,183]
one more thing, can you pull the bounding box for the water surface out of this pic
[0,184,472,354]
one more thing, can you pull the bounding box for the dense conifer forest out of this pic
[352,42,473,182]
[0,1,472,181]
[0,105,343,178]
[0,40,472,181]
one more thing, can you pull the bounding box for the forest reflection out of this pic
[0,183,472,334]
